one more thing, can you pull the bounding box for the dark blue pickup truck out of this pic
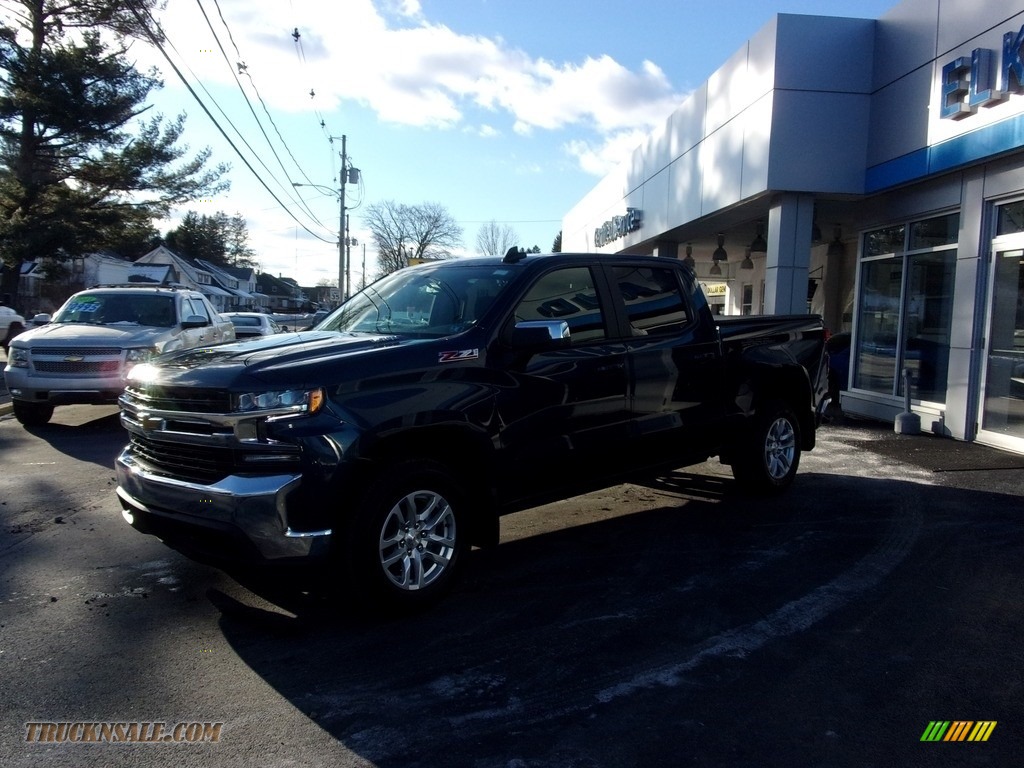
[115,251,828,609]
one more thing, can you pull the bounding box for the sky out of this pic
[134,0,899,289]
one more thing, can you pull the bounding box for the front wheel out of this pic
[344,461,467,611]
[13,400,54,427]
[730,402,801,495]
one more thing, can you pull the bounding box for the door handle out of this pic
[597,362,625,372]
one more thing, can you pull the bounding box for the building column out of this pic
[764,193,815,314]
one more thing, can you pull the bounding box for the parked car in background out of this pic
[1,304,26,354]
[3,285,235,426]
[300,309,330,330]
[223,311,285,339]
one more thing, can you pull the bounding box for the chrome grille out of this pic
[34,347,122,356]
[129,433,235,482]
[34,360,122,375]
[128,433,300,483]
[123,384,231,413]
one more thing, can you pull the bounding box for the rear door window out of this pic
[611,265,691,336]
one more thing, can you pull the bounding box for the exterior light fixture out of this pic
[683,243,695,269]
[749,222,767,253]
[827,225,845,258]
[740,247,754,270]
[709,261,722,276]
[712,233,728,262]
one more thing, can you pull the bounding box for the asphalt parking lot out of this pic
[1,376,1023,767]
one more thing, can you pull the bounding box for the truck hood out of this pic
[131,331,413,389]
[13,322,172,347]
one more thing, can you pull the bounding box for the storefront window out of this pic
[864,225,904,257]
[910,213,959,249]
[854,257,902,394]
[853,214,957,403]
[996,202,1024,235]
[902,250,955,401]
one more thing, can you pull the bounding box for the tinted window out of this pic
[185,297,211,321]
[513,267,606,343]
[612,266,690,335]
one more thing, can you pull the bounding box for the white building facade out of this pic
[562,0,1024,454]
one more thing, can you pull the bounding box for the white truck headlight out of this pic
[8,347,29,368]
[126,347,157,364]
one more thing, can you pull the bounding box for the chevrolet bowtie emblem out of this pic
[140,415,165,431]
[63,355,84,362]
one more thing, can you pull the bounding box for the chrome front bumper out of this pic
[115,448,332,562]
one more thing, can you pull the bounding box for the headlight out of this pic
[126,347,157,364]
[232,387,324,415]
[8,347,29,368]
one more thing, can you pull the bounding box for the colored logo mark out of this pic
[920,721,997,742]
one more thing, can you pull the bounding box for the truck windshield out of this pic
[322,264,513,338]
[52,294,176,327]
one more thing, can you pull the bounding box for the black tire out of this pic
[344,460,467,611]
[730,401,801,495]
[13,400,54,427]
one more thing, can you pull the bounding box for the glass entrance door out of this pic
[977,247,1024,450]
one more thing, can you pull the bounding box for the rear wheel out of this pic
[12,400,54,427]
[730,401,801,494]
[344,461,467,611]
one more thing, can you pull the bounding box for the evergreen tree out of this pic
[0,0,229,298]
[164,210,255,268]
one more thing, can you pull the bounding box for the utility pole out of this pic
[339,134,347,303]
[294,134,358,304]
[345,214,352,299]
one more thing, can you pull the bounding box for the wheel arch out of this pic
[740,364,816,451]
[357,423,500,548]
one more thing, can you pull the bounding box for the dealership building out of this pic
[562,0,1024,454]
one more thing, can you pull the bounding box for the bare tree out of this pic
[363,200,463,278]
[476,220,519,256]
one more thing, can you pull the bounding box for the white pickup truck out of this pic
[3,285,235,426]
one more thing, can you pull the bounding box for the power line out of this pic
[208,0,321,191]
[189,0,331,232]
[124,0,336,244]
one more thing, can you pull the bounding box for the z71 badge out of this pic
[438,349,479,363]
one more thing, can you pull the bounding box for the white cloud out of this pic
[145,0,684,171]
[565,129,652,177]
